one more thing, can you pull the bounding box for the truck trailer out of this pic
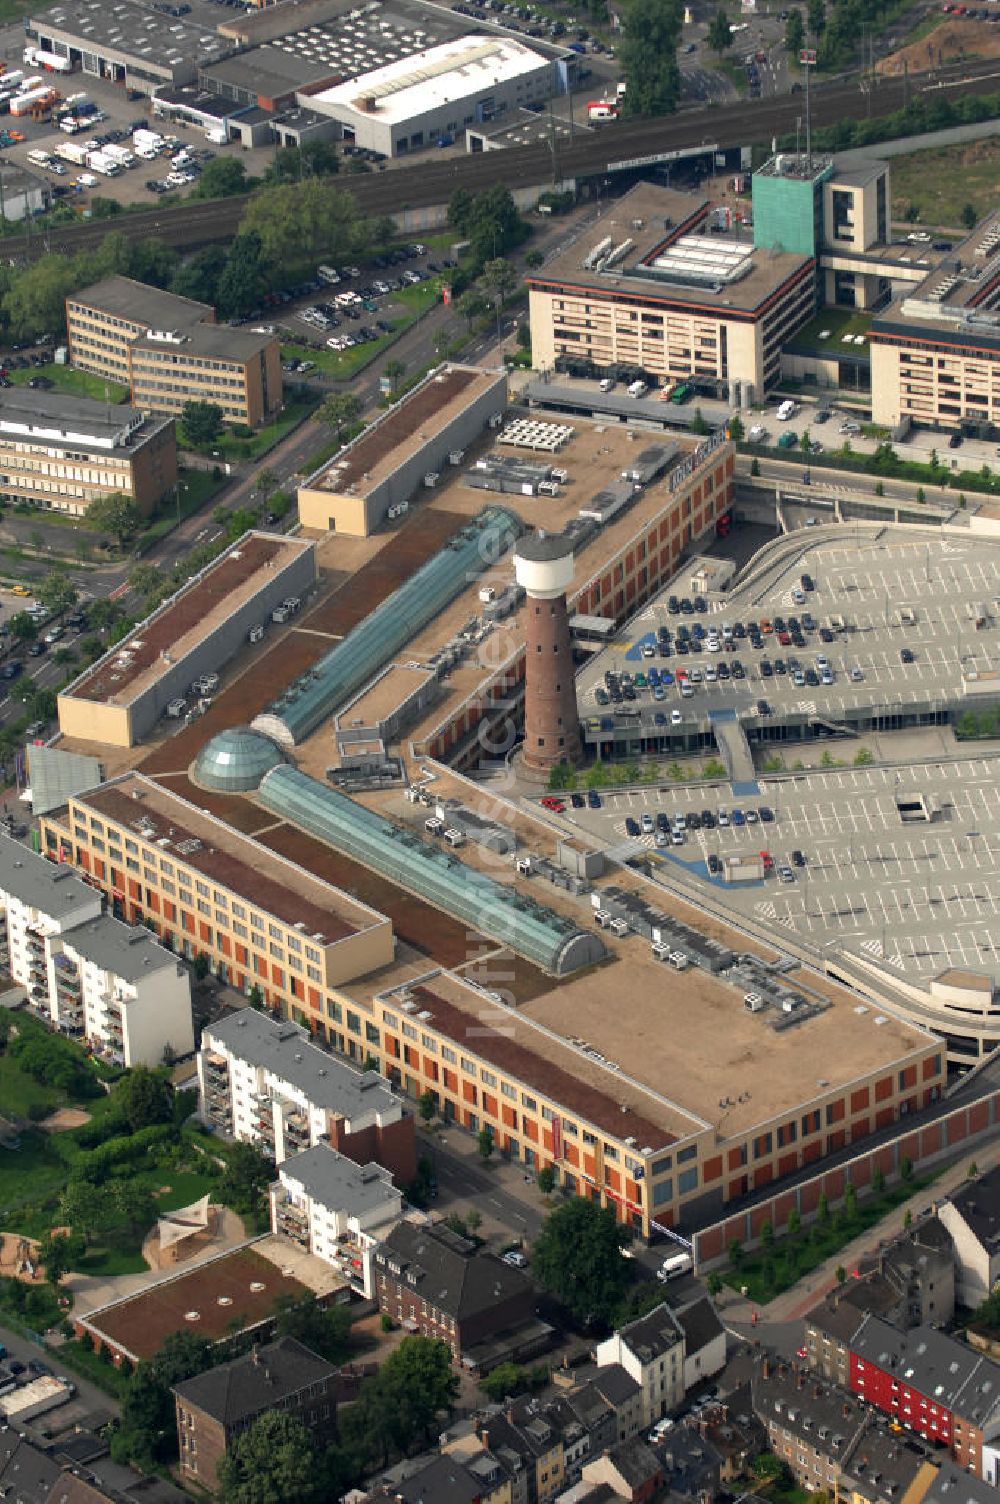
[0,1375,74,1423]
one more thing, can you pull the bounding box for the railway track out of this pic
[2,57,997,261]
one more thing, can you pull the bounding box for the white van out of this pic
[628,380,648,399]
[656,1251,693,1282]
[599,377,615,393]
[777,399,796,422]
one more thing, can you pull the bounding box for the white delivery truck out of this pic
[0,1375,75,1423]
[656,1251,693,1282]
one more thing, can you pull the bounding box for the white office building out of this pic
[198,1008,407,1159]
[270,1141,403,1297]
[0,837,193,1066]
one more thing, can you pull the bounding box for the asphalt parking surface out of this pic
[566,528,1000,985]
[578,532,1000,731]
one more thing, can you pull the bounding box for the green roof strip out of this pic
[253,505,523,747]
[256,765,606,977]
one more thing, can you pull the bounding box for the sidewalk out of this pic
[719,1143,1000,1334]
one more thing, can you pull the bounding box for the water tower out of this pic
[514,530,581,773]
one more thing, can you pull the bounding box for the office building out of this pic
[173,1337,337,1490]
[200,1008,415,1183]
[66,275,282,427]
[870,211,1000,433]
[270,1142,403,1296]
[0,836,192,1066]
[527,182,815,404]
[0,387,175,518]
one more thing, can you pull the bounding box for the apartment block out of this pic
[374,1222,540,1367]
[270,1141,402,1297]
[0,837,193,1066]
[850,1316,1000,1476]
[41,773,396,1013]
[597,1305,685,1425]
[66,274,282,427]
[200,1008,415,1183]
[173,1337,337,1491]
[0,387,176,518]
[527,182,815,405]
[938,1166,1000,1310]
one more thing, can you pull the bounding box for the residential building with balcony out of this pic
[597,1305,686,1426]
[199,1008,415,1183]
[173,1336,337,1491]
[0,837,192,1065]
[270,1141,402,1296]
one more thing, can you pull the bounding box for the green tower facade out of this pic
[752,154,834,259]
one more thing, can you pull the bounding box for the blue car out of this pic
[660,670,674,685]
[731,808,745,827]
[648,668,660,686]
[587,791,602,809]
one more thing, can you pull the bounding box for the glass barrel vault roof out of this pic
[256,765,606,977]
[253,505,523,747]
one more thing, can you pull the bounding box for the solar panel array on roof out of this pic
[257,766,607,976]
[251,505,522,747]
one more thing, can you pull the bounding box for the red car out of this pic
[541,796,566,813]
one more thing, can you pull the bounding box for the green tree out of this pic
[844,1182,857,1219]
[755,1454,791,1484]
[818,1192,830,1225]
[706,1270,723,1298]
[619,0,683,117]
[800,428,812,452]
[477,1125,494,1161]
[481,256,518,307]
[418,1089,436,1123]
[190,157,250,201]
[457,289,489,330]
[836,1264,847,1283]
[9,611,37,643]
[481,1361,527,1401]
[171,245,228,307]
[690,407,709,436]
[181,400,224,447]
[788,1206,801,1235]
[85,494,141,547]
[727,413,745,442]
[317,392,363,445]
[761,1219,774,1250]
[218,1409,320,1504]
[37,569,77,616]
[707,8,732,52]
[128,562,162,599]
[384,358,407,392]
[466,185,528,263]
[379,1336,459,1442]
[272,1293,352,1363]
[785,8,805,51]
[525,248,544,268]
[729,1237,743,1267]
[112,1064,173,1132]
[533,1197,630,1326]
[872,1165,885,1193]
[239,181,368,279]
[37,1230,81,1286]
[962,203,978,230]
[807,0,825,32]
[215,233,267,318]
[537,1165,556,1195]
[901,1155,913,1182]
[1,254,78,339]
[219,1140,273,1217]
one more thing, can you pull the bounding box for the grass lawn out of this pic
[135,467,228,554]
[7,366,129,404]
[890,137,1000,229]
[0,1050,66,1120]
[74,1245,149,1276]
[717,58,749,95]
[785,305,873,356]
[178,398,319,462]
[58,1339,130,1398]
[0,1129,73,1209]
